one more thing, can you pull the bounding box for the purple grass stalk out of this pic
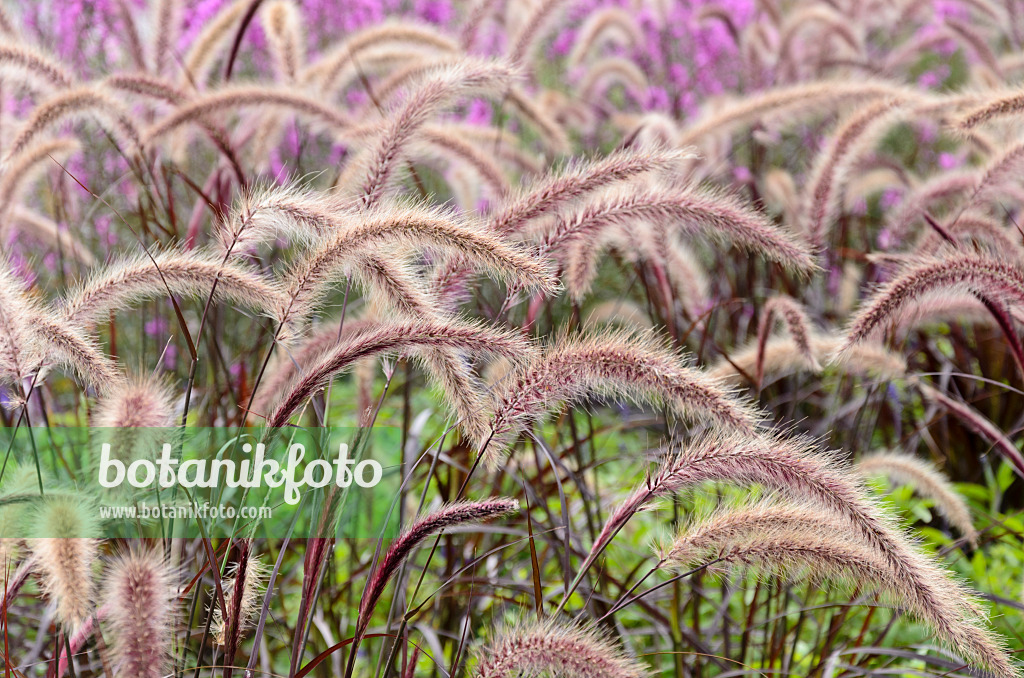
[918,382,1024,478]
[56,603,108,678]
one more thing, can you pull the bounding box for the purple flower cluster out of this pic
[552,0,756,117]
[13,0,972,121]
[17,0,458,77]
[21,0,134,75]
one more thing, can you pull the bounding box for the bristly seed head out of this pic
[102,548,177,678]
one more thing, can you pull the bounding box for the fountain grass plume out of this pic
[0,258,122,392]
[561,220,710,311]
[29,496,100,628]
[278,201,557,330]
[31,312,124,392]
[956,86,1024,130]
[358,498,519,633]
[6,207,93,267]
[858,451,978,546]
[262,1,304,82]
[661,501,1014,676]
[777,5,860,67]
[505,86,572,154]
[352,253,439,319]
[488,147,689,237]
[357,59,519,207]
[111,0,146,70]
[755,296,820,386]
[143,86,354,144]
[914,214,1021,259]
[2,87,141,163]
[635,431,1002,651]
[578,58,648,103]
[487,329,761,460]
[267,241,502,439]
[885,169,977,240]
[266,318,533,429]
[802,99,906,249]
[302,20,458,91]
[567,7,643,68]
[917,382,1024,479]
[92,374,176,428]
[961,141,1024,210]
[212,552,268,649]
[661,237,711,321]
[103,72,190,104]
[151,0,181,77]
[559,184,817,300]
[708,332,906,386]
[944,18,1002,77]
[102,547,177,678]
[0,138,78,217]
[218,181,356,255]
[251,318,375,416]
[0,42,73,91]
[839,254,1024,355]
[431,123,545,175]
[417,125,511,198]
[0,262,38,383]
[474,620,647,678]
[181,0,250,86]
[508,0,571,64]
[658,500,853,567]
[296,258,499,442]
[460,0,501,48]
[583,300,655,331]
[676,80,913,148]
[59,247,287,328]
[369,59,565,155]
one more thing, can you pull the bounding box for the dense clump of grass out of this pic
[0,1,1021,677]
